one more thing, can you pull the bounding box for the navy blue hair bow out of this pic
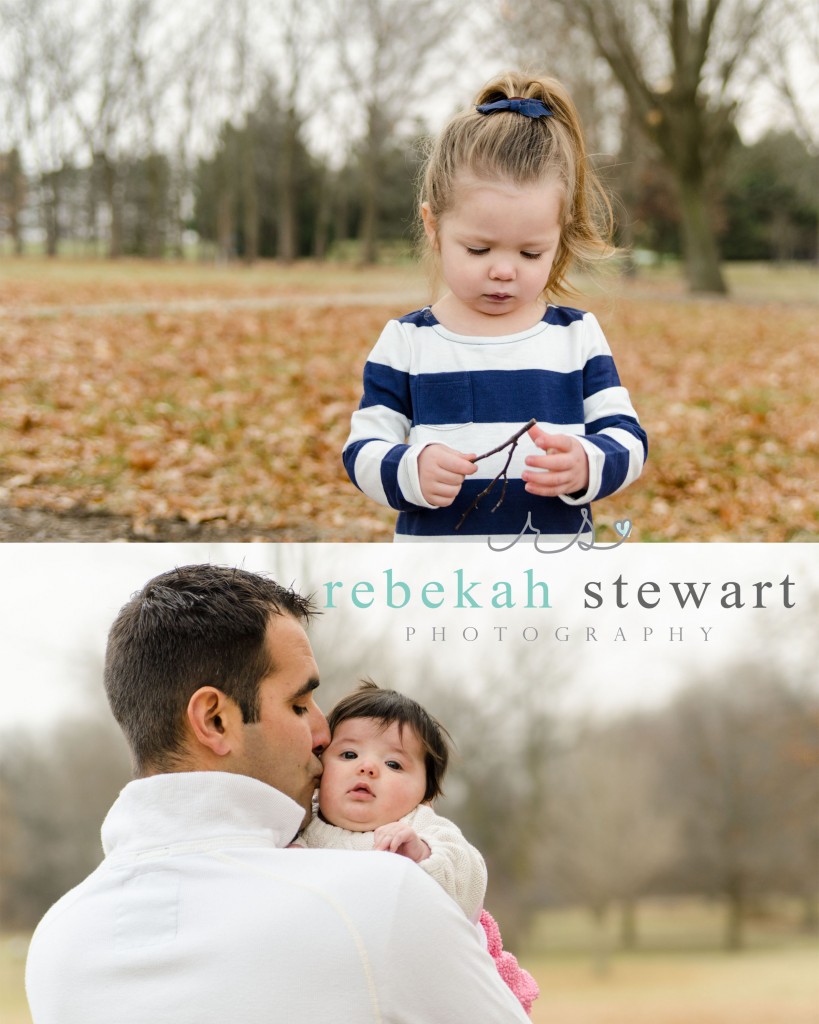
[476,97,552,119]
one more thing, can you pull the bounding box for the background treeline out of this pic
[2,653,816,955]
[0,0,816,287]
[1,116,815,266]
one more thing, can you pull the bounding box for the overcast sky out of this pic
[1,542,815,734]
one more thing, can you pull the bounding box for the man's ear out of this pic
[186,686,243,759]
[420,202,438,248]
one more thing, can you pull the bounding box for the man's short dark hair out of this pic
[104,564,315,775]
[327,680,452,802]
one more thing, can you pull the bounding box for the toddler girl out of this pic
[296,680,539,1015]
[343,71,647,542]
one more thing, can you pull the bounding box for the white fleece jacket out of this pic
[25,772,528,1024]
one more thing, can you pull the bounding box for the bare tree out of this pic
[325,0,465,264]
[497,4,623,159]
[661,669,816,950]
[777,682,819,934]
[0,148,26,253]
[0,706,131,928]
[166,14,225,256]
[231,0,261,264]
[503,0,781,293]
[759,0,819,261]
[267,2,324,264]
[541,715,678,972]
[0,0,83,254]
[760,0,819,155]
[126,1,178,258]
[0,2,31,253]
[57,0,160,257]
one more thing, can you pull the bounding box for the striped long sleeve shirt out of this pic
[343,305,647,542]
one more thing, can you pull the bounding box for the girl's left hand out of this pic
[522,424,589,497]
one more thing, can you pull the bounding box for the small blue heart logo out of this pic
[615,519,632,538]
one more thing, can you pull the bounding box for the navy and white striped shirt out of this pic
[343,305,647,542]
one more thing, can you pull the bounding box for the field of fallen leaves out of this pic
[0,257,816,541]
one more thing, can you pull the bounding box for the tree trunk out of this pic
[590,903,611,977]
[167,169,185,259]
[360,110,382,265]
[216,191,234,263]
[101,156,123,260]
[619,897,638,950]
[8,149,26,256]
[800,890,819,934]
[360,156,379,266]
[146,156,163,259]
[43,170,60,258]
[241,128,258,265]
[677,177,727,293]
[724,879,746,951]
[312,167,332,262]
[277,111,298,264]
[333,176,350,254]
[617,115,641,279]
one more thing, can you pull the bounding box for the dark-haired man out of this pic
[26,564,528,1023]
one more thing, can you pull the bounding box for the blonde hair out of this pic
[419,71,615,300]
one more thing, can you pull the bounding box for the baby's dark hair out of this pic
[327,680,452,802]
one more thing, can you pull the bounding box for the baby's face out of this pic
[318,717,427,832]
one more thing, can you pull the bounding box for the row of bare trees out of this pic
[0,0,469,263]
[1,0,816,287]
[426,664,817,954]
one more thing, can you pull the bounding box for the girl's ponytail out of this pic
[419,71,615,299]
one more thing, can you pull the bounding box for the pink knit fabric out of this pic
[479,910,540,1016]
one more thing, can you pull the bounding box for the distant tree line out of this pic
[0,0,816,286]
[430,662,818,954]
[0,120,815,265]
[0,89,424,263]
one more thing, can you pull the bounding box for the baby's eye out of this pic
[340,750,358,760]
[466,247,488,256]
[521,251,542,260]
[385,760,403,771]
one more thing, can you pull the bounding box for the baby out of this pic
[296,680,538,1015]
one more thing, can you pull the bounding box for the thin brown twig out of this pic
[454,418,537,531]
[471,418,537,463]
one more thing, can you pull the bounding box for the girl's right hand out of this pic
[418,444,477,506]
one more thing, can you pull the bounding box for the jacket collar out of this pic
[101,771,305,858]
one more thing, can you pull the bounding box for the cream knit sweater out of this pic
[299,803,487,922]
